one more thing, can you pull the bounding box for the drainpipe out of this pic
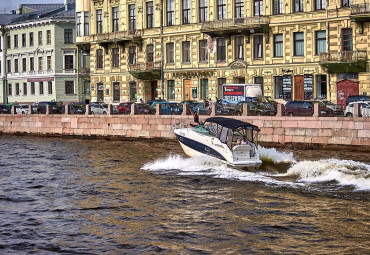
[160,1,164,100]
[326,0,331,101]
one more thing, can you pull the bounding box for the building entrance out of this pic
[294,75,304,100]
[336,79,359,109]
[183,79,192,100]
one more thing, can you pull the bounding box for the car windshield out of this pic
[169,103,180,107]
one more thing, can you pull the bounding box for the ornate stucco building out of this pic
[77,0,370,107]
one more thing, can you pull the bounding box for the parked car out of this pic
[69,103,86,114]
[37,101,64,114]
[346,95,370,105]
[15,104,30,114]
[285,101,333,116]
[344,101,370,117]
[117,102,134,114]
[234,101,276,116]
[134,104,156,114]
[147,99,166,107]
[314,99,343,116]
[193,102,233,115]
[193,102,208,115]
[90,103,108,115]
[0,104,11,114]
[152,102,183,115]
[257,96,279,109]
[180,100,199,109]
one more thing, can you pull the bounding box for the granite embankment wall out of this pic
[0,113,369,148]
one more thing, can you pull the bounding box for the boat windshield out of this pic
[193,125,216,137]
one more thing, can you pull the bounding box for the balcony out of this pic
[80,68,90,75]
[350,3,370,22]
[200,16,269,37]
[92,30,143,50]
[319,50,367,73]
[76,35,91,52]
[128,62,161,81]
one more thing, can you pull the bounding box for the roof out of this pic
[0,14,20,25]
[20,4,65,12]
[205,117,260,131]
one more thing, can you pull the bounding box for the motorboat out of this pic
[174,117,262,169]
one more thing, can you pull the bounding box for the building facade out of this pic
[1,1,88,104]
[78,0,369,107]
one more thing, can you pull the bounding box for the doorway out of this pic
[294,75,304,100]
[151,81,158,99]
[183,79,192,100]
[336,79,359,108]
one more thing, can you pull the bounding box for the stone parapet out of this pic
[0,115,369,148]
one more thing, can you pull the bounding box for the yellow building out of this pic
[76,0,369,107]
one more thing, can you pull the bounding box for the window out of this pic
[315,0,325,10]
[147,44,154,63]
[15,83,19,96]
[113,82,120,101]
[166,43,174,63]
[182,41,191,63]
[84,12,90,35]
[199,40,208,62]
[14,59,18,73]
[342,0,352,7]
[38,31,42,46]
[7,60,11,73]
[48,82,53,95]
[97,49,103,68]
[64,55,74,70]
[254,77,264,95]
[29,32,33,46]
[273,0,283,15]
[31,82,35,95]
[7,35,10,49]
[254,0,263,16]
[217,78,226,98]
[64,29,73,44]
[199,0,208,22]
[22,58,26,72]
[147,2,154,28]
[129,5,136,30]
[23,83,27,96]
[183,0,190,24]
[274,34,283,57]
[129,46,136,65]
[96,9,103,33]
[76,12,82,36]
[167,0,174,26]
[14,35,18,48]
[217,0,226,20]
[200,78,209,99]
[30,57,34,71]
[294,0,304,12]
[39,82,44,95]
[235,0,244,18]
[22,33,26,47]
[274,76,283,99]
[65,81,74,94]
[217,38,226,61]
[47,56,52,70]
[294,32,304,56]
[254,35,263,59]
[342,28,352,51]
[112,48,120,67]
[129,82,137,101]
[167,80,175,100]
[47,30,51,44]
[316,75,327,98]
[8,84,12,96]
[235,36,244,59]
[112,7,119,32]
[315,30,326,55]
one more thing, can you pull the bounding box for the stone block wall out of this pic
[0,114,369,147]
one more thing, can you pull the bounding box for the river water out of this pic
[0,135,369,254]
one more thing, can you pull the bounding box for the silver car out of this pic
[345,101,370,117]
[15,104,30,114]
[90,103,108,115]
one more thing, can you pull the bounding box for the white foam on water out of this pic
[281,159,370,191]
[258,146,296,163]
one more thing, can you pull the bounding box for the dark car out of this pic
[134,104,156,114]
[234,101,276,116]
[258,96,279,109]
[117,102,134,114]
[147,99,166,107]
[37,102,64,114]
[284,101,333,116]
[314,99,343,116]
[152,102,183,115]
[346,95,370,105]
[193,103,208,115]
[180,100,199,109]
[69,103,86,114]
[0,104,11,114]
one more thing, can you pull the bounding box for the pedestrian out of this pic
[208,98,213,115]
[140,98,144,104]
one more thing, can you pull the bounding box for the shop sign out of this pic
[222,85,244,104]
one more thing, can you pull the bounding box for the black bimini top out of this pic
[205,117,260,131]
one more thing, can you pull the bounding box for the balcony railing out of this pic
[128,62,161,72]
[319,50,367,62]
[201,16,269,31]
[81,68,90,74]
[351,3,370,15]
[94,30,142,42]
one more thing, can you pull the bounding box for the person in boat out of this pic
[239,136,249,145]
[189,109,200,127]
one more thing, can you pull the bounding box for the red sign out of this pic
[27,77,54,82]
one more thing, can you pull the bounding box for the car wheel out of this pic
[257,113,261,116]
[237,111,242,116]
[346,112,353,117]
[288,112,293,117]
[91,111,95,115]
[103,111,107,115]
[22,111,25,114]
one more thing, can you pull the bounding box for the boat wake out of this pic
[142,148,370,191]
